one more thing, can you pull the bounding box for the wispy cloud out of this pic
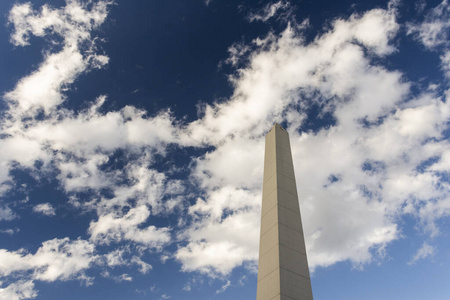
[408,242,436,265]
[408,0,450,78]
[216,280,231,294]
[248,1,292,23]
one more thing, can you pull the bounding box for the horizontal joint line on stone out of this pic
[258,242,307,258]
[263,186,298,199]
[260,202,300,219]
[280,266,311,280]
[257,266,311,283]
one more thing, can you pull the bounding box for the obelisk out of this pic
[257,124,313,300]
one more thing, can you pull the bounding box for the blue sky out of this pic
[0,0,449,299]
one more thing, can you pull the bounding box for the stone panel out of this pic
[257,268,280,300]
[275,146,294,165]
[275,159,296,180]
[263,158,277,183]
[280,268,313,300]
[259,223,279,257]
[260,204,278,235]
[277,189,300,213]
[264,146,276,165]
[257,245,280,280]
[278,223,306,254]
[276,173,298,197]
[279,244,310,278]
[262,188,277,217]
[278,205,302,233]
[262,172,277,197]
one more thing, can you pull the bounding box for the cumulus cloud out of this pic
[0,238,97,298]
[6,0,110,114]
[89,205,171,248]
[0,280,36,300]
[176,209,260,275]
[32,203,55,216]
[0,238,96,282]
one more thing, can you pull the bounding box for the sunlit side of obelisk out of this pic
[256,124,313,300]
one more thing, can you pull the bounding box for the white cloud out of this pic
[89,206,171,248]
[441,50,450,78]
[192,139,264,189]
[5,46,86,113]
[216,280,231,294]
[0,228,19,235]
[345,5,399,55]
[6,0,110,115]
[408,0,450,78]
[32,203,55,216]
[8,1,109,47]
[102,248,152,274]
[176,208,260,275]
[0,280,37,300]
[248,1,292,23]
[407,0,450,49]
[0,238,96,282]
[131,256,153,274]
[0,238,97,296]
[408,242,436,265]
[104,249,127,267]
[0,206,16,221]
[101,271,133,282]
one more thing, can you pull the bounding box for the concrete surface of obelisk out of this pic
[256,124,313,300]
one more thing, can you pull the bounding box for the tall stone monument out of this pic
[257,124,313,300]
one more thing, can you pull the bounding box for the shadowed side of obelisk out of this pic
[256,124,313,300]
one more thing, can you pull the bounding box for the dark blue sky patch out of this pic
[362,159,386,174]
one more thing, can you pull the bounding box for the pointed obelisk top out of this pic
[267,122,288,135]
[271,122,284,129]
